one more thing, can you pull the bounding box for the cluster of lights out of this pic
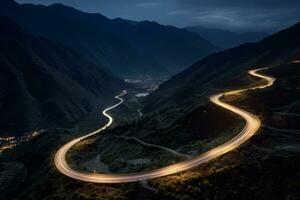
[0,131,44,153]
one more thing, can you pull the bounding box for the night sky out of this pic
[17,0,300,32]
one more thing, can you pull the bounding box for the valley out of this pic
[1,60,299,200]
[0,1,299,199]
[60,67,275,183]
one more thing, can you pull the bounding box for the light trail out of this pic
[54,68,275,183]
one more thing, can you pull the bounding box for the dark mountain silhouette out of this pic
[186,26,268,49]
[144,22,300,111]
[0,15,124,135]
[0,0,219,78]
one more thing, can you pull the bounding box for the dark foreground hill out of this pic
[0,16,124,135]
[144,22,300,112]
[0,0,219,78]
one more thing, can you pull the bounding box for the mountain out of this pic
[0,0,219,78]
[186,26,268,49]
[0,13,299,200]
[0,15,124,135]
[144,22,300,112]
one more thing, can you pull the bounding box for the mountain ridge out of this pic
[186,26,268,49]
[144,22,300,112]
[0,0,219,78]
[0,15,124,135]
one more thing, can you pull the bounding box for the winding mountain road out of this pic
[54,68,275,183]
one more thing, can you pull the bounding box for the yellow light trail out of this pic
[54,68,275,183]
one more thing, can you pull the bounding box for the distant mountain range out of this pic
[0,16,124,134]
[145,22,300,111]
[186,26,268,49]
[0,0,219,78]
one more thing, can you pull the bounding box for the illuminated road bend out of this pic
[54,68,275,183]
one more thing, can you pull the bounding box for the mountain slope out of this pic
[0,16,124,135]
[186,26,268,49]
[108,19,218,73]
[0,0,219,78]
[144,22,300,111]
[0,18,299,200]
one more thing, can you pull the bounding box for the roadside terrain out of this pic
[1,61,299,200]
[148,62,300,200]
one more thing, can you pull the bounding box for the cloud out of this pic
[167,10,188,16]
[174,0,300,31]
[17,0,300,32]
[136,2,160,7]
[177,0,300,9]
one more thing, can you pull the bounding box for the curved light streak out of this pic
[54,68,275,183]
